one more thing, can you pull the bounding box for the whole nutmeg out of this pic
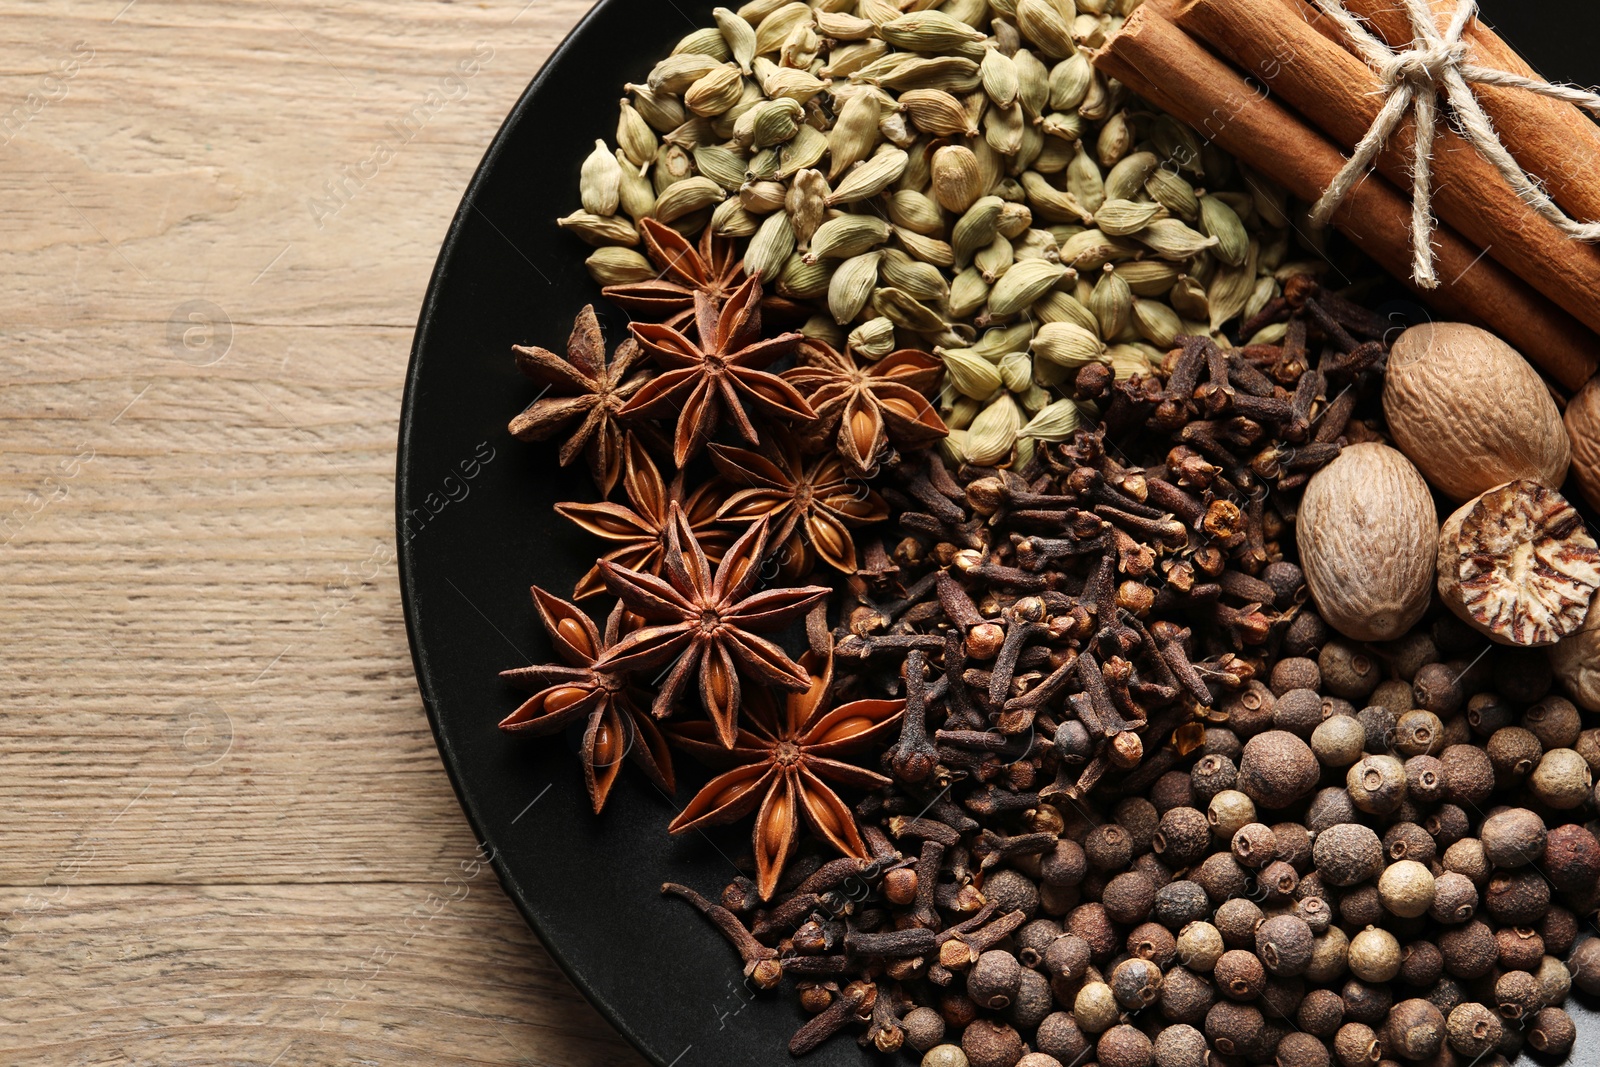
[1383,321,1570,501]
[1436,480,1600,647]
[1298,443,1438,641]
[1565,371,1600,510]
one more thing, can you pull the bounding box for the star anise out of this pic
[598,504,830,748]
[498,587,673,814]
[668,649,903,898]
[556,436,731,600]
[782,340,948,473]
[600,217,748,333]
[509,304,653,495]
[623,275,816,467]
[710,440,889,576]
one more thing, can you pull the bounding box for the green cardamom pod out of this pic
[777,254,833,300]
[1130,296,1183,350]
[940,428,970,466]
[828,251,882,324]
[827,147,909,206]
[880,247,950,302]
[827,92,882,182]
[981,47,1019,110]
[586,246,655,286]
[931,144,984,213]
[739,179,787,214]
[1108,343,1157,380]
[1096,110,1132,169]
[684,64,745,118]
[1013,230,1058,267]
[940,346,1005,399]
[1032,321,1107,368]
[1103,151,1159,203]
[713,7,757,72]
[711,197,759,237]
[999,351,1034,393]
[800,313,846,349]
[1144,167,1200,220]
[1021,171,1092,225]
[557,210,640,247]
[1169,274,1211,322]
[805,214,891,263]
[786,168,829,247]
[1093,198,1168,237]
[1135,218,1218,261]
[674,26,732,61]
[879,56,982,94]
[984,101,1026,158]
[648,53,723,95]
[1114,259,1182,297]
[617,152,657,219]
[1033,136,1075,176]
[1033,290,1100,333]
[624,82,685,133]
[952,195,1004,267]
[874,286,947,333]
[1151,114,1204,176]
[901,88,978,138]
[736,97,804,148]
[1047,52,1093,111]
[892,226,957,268]
[820,39,889,79]
[880,10,987,51]
[1208,245,1257,331]
[888,189,945,236]
[848,316,897,360]
[1198,194,1250,268]
[974,321,1038,359]
[652,176,727,223]
[1040,111,1083,143]
[1089,268,1133,338]
[1243,275,1277,324]
[975,234,1015,284]
[815,10,875,40]
[1065,145,1105,215]
[949,267,991,320]
[579,139,622,216]
[694,145,750,190]
[987,258,1068,318]
[746,211,797,281]
[965,394,1023,466]
[1020,397,1082,441]
[753,3,813,57]
[1058,228,1139,270]
[616,101,659,169]
[776,125,828,180]
[997,202,1034,240]
[761,66,830,103]
[1014,48,1051,120]
[1016,0,1078,59]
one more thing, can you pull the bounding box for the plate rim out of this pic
[394,2,672,1064]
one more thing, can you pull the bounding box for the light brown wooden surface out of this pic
[0,2,651,1063]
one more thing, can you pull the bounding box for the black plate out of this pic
[397,3,1600,1065]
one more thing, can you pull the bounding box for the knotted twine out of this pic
[1310,0,1600,288]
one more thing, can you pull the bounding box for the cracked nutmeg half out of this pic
[1437,480,1600,647]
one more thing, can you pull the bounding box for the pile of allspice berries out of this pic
[899,608,1600,1067]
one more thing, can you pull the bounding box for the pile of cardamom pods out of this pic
[562,0,1322,469]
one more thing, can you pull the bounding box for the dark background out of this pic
[397,3,1600,1065]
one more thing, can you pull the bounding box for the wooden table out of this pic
[0,2,650,1063]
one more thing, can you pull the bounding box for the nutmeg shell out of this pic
[1550,598,1600,711]
[1565,373,1600,512]
[1297,443,1437,642]
[1384,322,1570,501]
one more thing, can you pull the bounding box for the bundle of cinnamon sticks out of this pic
[1095,0,1600,390]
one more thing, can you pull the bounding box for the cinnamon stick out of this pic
[1328,0,1600,232]
[1093,6,1599,390]
[1169,0,1600,341]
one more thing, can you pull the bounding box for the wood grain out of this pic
[0,1,649,1062]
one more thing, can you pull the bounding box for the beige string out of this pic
[1311,0,1600,288]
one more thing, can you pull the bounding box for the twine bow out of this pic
[1311,0,1600,288]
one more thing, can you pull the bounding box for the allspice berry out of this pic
[1394,709,1444,755]
[1307,786,1358,832]
[1480,808,1546,868]
[1378,860,1436,918]
[1042,932,1090,981]
[1102,871,1156,925]
[1273,688,1327,738]
[1523,694,1582,750]
[1369,680,1414,719]
[1340,978,1393,1026]
[1494,969,1542,1022]
[1382,821,1436,865]
[1154,807,1211,867]
[1493,926,1543,972]
[1096,1024,1152,1067]
[1073,981,1120,1033]
[1034,1014,1088,1065]
[1275,1031,1331,1067]
[1573,937,1600,995]
[1299,988,1346,1036]
[1236,730,1320,808]
[1401,755,1446,803]
[1109,956,1162,1009]
[1256,914,1314,977]
[1400,940,1443,987]
[1152,881,1210,932]
[1348,926,1402,982]
[1040,838,1086,887]
[1314,822,1385,886]
[1543,823,1600,893]
[1189,753,1237,802]
[1271,656,1322,695]
[1529,1006,1577,1058]
[1312,714,1367,766]
[1193,852,1248,904]
[1204,1000,1264,1058]
[1231,823,1276,868]
[1339,884,1383,928]
[1439,744,1494,806]
[1215,949,1265,1000]
[1467,691,1515,736]
[922,1045,969,1067]
[1150,1023,1207,1067]
[1304,927,1350,984]
[1206,790,1257,841]
[1159,965,1216,1024]
[1125,921,1176,968]
[1175,921,1224,972]
[1411,663,1463,716]
[962,1020,1023,1067]
[1442,837,1490,884]
[1214,897,1263,949]
[1321,640,1380,699]
[1485,725,1542,786]
[968,950,1022,1010]
[1446,1001,1502,1057]
[1385,998,1445,1060]
[1347,754,1407,814]
[1333,1021,1383,1067]
[1084,824,1134,872]
[1429,871,1478,924]
[1484,868,1550,925]
[1438,921,1497,979]
[904,1007,947,1053]
[1529,746,1592,808]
